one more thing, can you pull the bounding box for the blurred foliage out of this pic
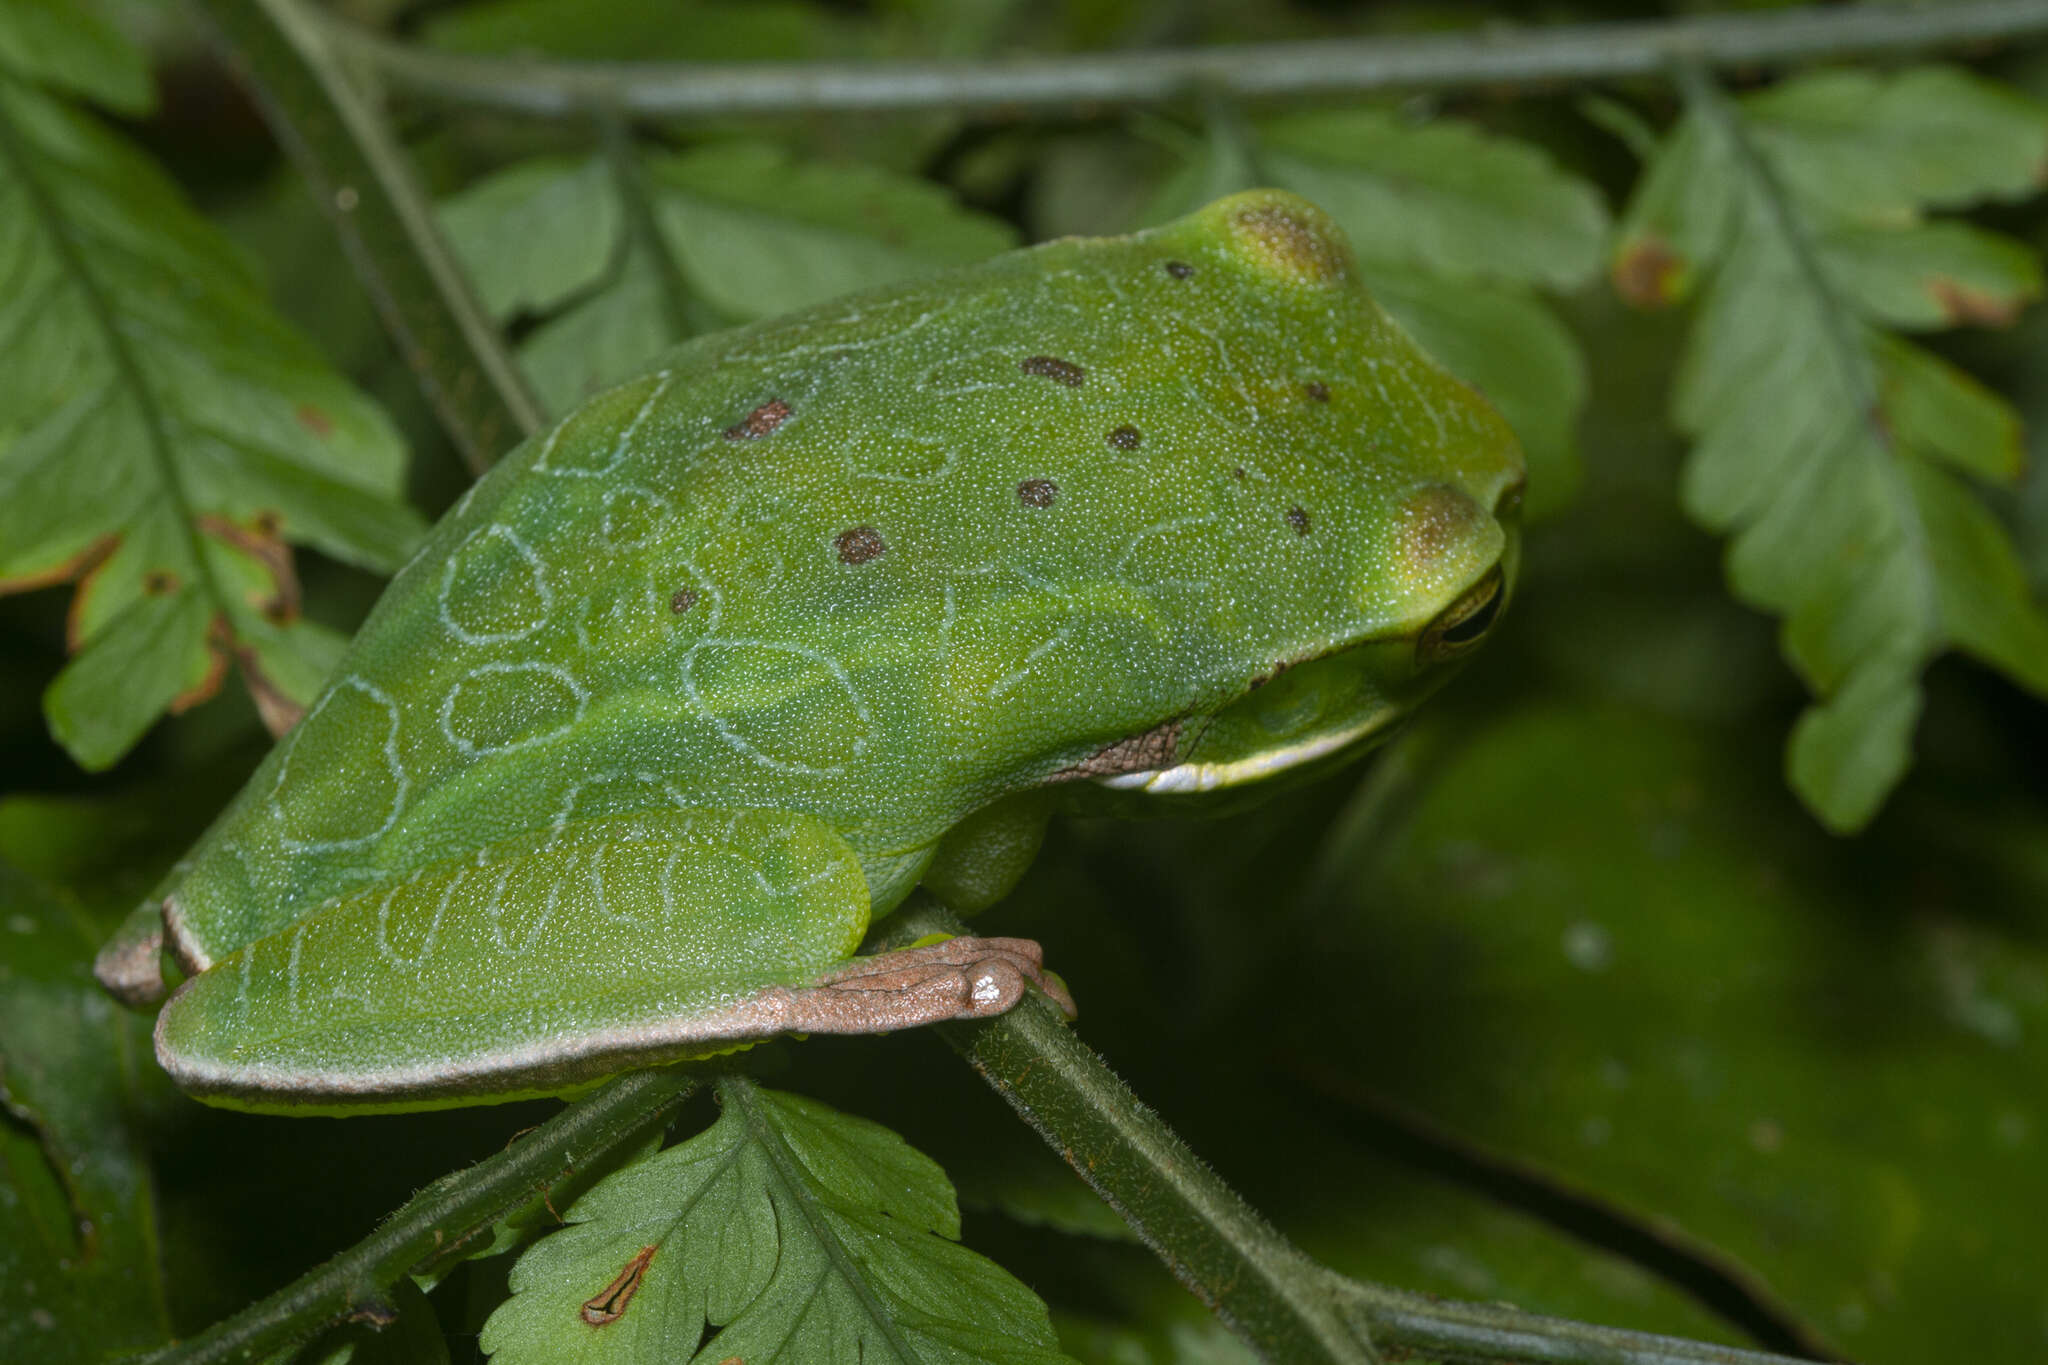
[3,0,2047,1363]
[0,0,425,771]
[1614,65,2048,832]
[436,141,1017,414]
[0,858,171,1365]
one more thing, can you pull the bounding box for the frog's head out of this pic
[1076,189,1524,800]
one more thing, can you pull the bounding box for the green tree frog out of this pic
[95,190,1523,1113]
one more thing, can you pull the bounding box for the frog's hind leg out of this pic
[767,936,1076,1033]
[153,809,1070,1113]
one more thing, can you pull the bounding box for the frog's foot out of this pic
[774,937,1075,1035]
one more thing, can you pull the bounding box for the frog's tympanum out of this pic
[95,191,1524,1112]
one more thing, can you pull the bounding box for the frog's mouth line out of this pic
[1092,705,1393,795]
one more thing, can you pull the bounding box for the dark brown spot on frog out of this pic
[581,1246,657,1327]
[1050,719,1182,781]
[1018,478,1058,508]
[1107,425,1141,451]
[669,588,698,614]
[1304,381,1330,403]
[1286,506,1311,536]
[724,398,791,440]
[835,526,885,565]
[1020,355,1085,386]
[1231,467,1247,481]
[1165,260,1194,280]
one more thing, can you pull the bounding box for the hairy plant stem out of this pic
[138,1071,700,1365]
[305,0,2048,120]
[884,897,1822,1365]
[193,0,545,474]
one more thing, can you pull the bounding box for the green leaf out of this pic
[1255,109,1609,290]
[0,858,171,1363]
[1821,221,2041,331]
[515,253,675,417]
[0,72,426,770]
[436,157,618,321]
[440,142,1017,417]
[482,1079,1071,1364]
[1742,65,2048,223]
[0,0,150,113]
[1613,66,2048,830]
[651,143,1020,323]
[1290,701,2048,1363]
[1878,335,2024,481]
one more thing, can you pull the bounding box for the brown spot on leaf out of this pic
[1929,277,2021,327]
[143,569,179,596]
[236,645,308,736]
[1165,260,1194,280]
[1286,506,1311,535]
[199,514,300,626]
[0,533,118,603]
[670,588,698,614]
[724,398,792,440]
[1107,425,1141,451]
[1231,467,1247,481]
[169,615,234,720]
[295,403,333,438]
[1612,235,1687,308]
[582,1246,657,1327]
[1304,381,1330,403]
[1020,355,1086,386]
[1017,478,1058,508]
[1051,719,1182,781]
[835,526,885,565]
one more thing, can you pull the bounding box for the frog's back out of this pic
[171,191,1521,961]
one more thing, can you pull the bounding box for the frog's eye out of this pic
[1418,568,1504,665]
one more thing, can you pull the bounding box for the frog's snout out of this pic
[1375,477,1520,665]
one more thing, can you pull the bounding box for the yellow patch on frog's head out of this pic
[1392,483,1490,581]
[1213,190,1352,287]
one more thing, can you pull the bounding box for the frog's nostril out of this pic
[1494,477,1526,520]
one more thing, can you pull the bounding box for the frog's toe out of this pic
[797,936,1075,1029]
